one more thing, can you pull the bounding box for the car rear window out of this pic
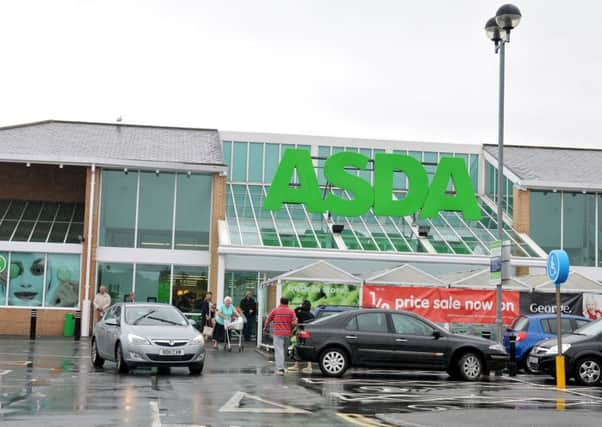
[511,316,529,331]
[542,318,572,334]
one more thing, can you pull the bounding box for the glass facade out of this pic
[226,183,539,257]
[485,162,513,216]
[99,170,212,250]
[530,190,599,266]
[96,263,208,310]
[0,252,81,308]
[0,200,84,243]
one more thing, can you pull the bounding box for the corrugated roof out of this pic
[0,120,224,172]
[484,145,602,191]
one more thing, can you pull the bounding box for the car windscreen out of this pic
[125,306,188,326]
[573,318,602,336]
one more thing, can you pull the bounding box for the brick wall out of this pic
[0,308,78,336]
[209,174,226,296]
[513,187,530,276]
[0,163,86,203]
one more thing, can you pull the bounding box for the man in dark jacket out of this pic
[240,290,257,341]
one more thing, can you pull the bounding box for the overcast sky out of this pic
[1,1,600,148]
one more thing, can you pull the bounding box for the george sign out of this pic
[519,292,583,315]
[263,149,481,220]
[362,285,520,324]
[547,250,570,287]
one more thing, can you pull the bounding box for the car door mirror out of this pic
[105,318,119,327]
[432,330,442,339]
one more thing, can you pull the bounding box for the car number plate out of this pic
[159,348,185,356]
[528,356,538,366]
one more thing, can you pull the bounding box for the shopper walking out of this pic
[264,297,297,375]
[93,285,111,323]
[289,300,314,373]
[239,290,257,342]
[213,296,238,348]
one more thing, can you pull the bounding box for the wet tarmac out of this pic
[1,337,601,426]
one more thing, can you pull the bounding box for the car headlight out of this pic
[488,343,507,353]
[190,334,204,345]
[545,344,571,355]
[127,333,151,345]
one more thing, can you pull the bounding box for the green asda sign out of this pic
[263,149,481,220]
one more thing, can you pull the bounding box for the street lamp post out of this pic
[484,4,522,343]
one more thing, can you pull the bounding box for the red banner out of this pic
[362,285,520,324]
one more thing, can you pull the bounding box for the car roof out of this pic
[523,313,590,320]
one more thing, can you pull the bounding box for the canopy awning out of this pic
[260,260,362,287]
[363,264,446,287]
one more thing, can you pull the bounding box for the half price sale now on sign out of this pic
[362,285,520,324]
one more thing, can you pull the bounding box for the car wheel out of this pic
[91,339,104,368]
[457,352,483,381]
[319,348,349,377]
[520,357,537,375]
[189,363,204,375]
[116,343,129,374]
[574,357,602,386]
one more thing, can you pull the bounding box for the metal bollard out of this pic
[509,334,517,377]
[74,311,81,341]
[29,309,37,340]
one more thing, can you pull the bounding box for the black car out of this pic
[295,309,508,380]
[527,318,602,386]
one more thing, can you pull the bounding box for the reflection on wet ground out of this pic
[1,338,601,426]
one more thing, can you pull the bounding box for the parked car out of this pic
[312,305,357,320]
[295,309,508,380]
[527,318,602,385]
[91,303,206,375]
[503,314,590,373]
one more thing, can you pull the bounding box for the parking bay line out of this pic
[506,376,602,403]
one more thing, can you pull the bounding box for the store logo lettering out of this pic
[263,149,481,220]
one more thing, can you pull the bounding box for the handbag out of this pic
[203,325,214,337]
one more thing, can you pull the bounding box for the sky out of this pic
[0,0,600,148]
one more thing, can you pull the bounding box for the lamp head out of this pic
[495,4,522,31]
[484,17,502,42]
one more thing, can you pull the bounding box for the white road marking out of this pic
[219,391,310,414]
[0,370,12,376]
[506,376,602,402]
[150,401,208,427]
[0,361,31,367]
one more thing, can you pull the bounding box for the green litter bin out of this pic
[64,313,75,337]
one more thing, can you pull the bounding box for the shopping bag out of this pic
[203,325,214,337]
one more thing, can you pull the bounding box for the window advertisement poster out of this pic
[45,254,81,308]
[281,281,359,309]
[583,293,602,320]
[0,253,7,305]
[362,285,520,324]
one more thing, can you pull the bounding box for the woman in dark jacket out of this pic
[289,300,315,373]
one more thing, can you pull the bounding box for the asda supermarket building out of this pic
[1,120,601,337]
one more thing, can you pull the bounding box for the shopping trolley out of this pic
[224,316,244,352]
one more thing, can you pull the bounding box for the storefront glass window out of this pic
[232,142,248,182]
[171,266,208,313]
[175,174,212,250]
[45,254,80,307]
[264,144,280,184]
[0,252,7,305]
[563,192,595,266]
[137,172,174,249]
[530,191,561,254]
[8,252,45,307]
[99,170,137,247]
[135,264,171,304]
[97,263,133,304]
[248,143,264,183]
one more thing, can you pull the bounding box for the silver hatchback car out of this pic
[91,303,206,375]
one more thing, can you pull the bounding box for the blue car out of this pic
[503,314,590,373]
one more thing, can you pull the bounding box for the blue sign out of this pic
[547,250,570,287]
